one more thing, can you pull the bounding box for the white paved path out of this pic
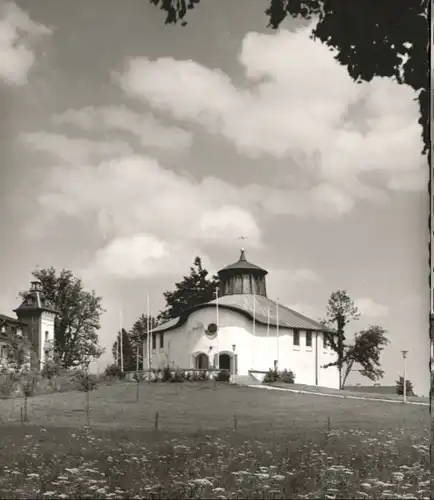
[247,384,429,406]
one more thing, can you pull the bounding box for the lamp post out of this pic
[232,344,236,380]
[401,350,408,403]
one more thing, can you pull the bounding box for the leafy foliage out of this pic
[323,290,360,388]
[41,354,65,380]
[21,268,105,369]
[322,291,389,389]
[74,370,99,392]
[112,313,159,371]
[158,257,220,321]
[263,368,295,384]
[112,329,135,372]
[342,326,389,386]
[395,376,415,397]
[150,0,428,155]
[215,370,231,383]
[104,363,123,379]
[20,370,38,398]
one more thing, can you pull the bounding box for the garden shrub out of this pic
[74,370,98,392]
[215,370,231,383]
[395,376,415,396]
[280,369,295,384]
[0,375,16,398]
[41,358,64,380]
[170,369,185,383]
[263,368,295,385]
[104,364,123,380]
[162,365,171,382]
[21,371,39,398]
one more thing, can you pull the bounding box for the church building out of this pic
[150,250,340,389]
[0,280,57,371]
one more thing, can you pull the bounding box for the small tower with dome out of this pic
[14,280,58,370]
[217,249,268,297]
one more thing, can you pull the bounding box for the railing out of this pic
[123,367,225,382]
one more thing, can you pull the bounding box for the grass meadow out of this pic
[0,381,431,499]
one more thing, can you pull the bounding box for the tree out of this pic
[150,0,429,155]
[21,268,105,370]
[323,290,360,388]
[340,325,389,389]
[158,256,220,322]
[112,328,135,372]
[130,314,159,346]
[112,315,159,371]
[395,375,415,397]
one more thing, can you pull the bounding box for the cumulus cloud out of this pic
[21,132,133,164]
[25,152,262,278]
[355,297,389,318]
[83,234,216,281]
[0,1,51,85]
[52,105,192,151]
[118,22,424,215]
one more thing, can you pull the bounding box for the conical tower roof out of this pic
[218,249,267,276]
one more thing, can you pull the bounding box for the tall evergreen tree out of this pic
[159,256,220,322]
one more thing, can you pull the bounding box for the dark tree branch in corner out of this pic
[150,0,429,156]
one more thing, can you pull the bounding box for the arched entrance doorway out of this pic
[195,353,209,369]
[219,353,231,371]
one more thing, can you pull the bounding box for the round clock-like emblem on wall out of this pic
[205,322,218,339]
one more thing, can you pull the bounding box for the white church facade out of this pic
[149,250,340,389]
[0,280,57,371]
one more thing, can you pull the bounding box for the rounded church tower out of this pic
[218,249,268,297]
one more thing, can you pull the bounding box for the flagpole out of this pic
[267,307,270,336]
[149,300,153,372]
[119,309,124,373]
[276,298,279,371]
[252,290,256,370]
[142,336,145,371]
[215,286,219,369]
[147,294,151,380]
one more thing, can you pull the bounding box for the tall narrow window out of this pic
[306,331,312,347]
[160,332,164,349]
[293,329,300,346]
[152,332,156,350]
[45,331,49,341]
[323,333,329,349]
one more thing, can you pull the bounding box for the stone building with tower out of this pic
[149,250,340,388]
[0,280,58,371]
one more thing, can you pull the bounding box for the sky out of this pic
[0,0,429,394]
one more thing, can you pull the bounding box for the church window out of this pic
[293,329,300,346]
[45,331,49,341]
[152,332,156,350]
[159,332,164,349]
[306,331,312,347]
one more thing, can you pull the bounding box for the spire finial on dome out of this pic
[239,248,246,261]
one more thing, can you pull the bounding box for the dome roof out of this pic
[14,280,59,315]
[218,249,267,276]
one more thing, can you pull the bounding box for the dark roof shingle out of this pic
[153,294,333,334]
